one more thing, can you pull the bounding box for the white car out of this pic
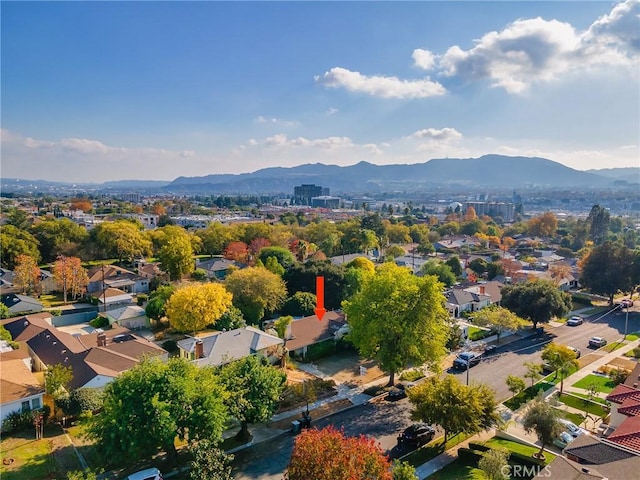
[566,316,583,326]
[558,418,584,437]
[127,468,163,480]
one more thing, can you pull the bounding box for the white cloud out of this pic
[408,127,463,142]
[314,67,446,99]
[326,107,339,115]
[412,49,436,69]
[249,133,383,153]
[437,0,640,93]
[254,115,299,127]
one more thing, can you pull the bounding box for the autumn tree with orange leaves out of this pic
[224,241,249,264]
[285,426,394,480]
[52,255,89,303]
[14,254,41,296]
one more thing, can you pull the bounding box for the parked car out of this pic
[558,419,584,438]
[483,345,498,356]
[127,468,163,480]
[453,351,482,370]
[566,316,584,326]
[387,381,415,400]
[397,423,435,447]
[589,336,607,348]
[568,346,581,359]
[553,431,575,449]
[542,362,555,373]
[620,299,634,308]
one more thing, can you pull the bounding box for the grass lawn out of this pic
[428,460,486,480]
[402,432,471,468]
[602,341,627,353]
[568,391,608,405]
[485,438,556,464]
[558,393,608,417]
[625,333,639,341]
[503,382,554,411]
[553,408,585,426]
[39,294,68,308]
[572,374,616,393]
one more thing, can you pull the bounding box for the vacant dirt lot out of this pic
[313,351,385,386]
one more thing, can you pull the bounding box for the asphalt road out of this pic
[450,308,638,401]
[232,308,638,479]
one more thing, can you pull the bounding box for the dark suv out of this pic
[453,351,482,370]
[397,423,435,447]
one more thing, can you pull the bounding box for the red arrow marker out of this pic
[315,276,326,321]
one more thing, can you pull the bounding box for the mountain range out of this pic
[165,155,638,194]
[2,155,638,195]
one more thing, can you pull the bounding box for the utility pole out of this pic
[625,304,629,340]
[466,360,470,386]
[101,264,107,312]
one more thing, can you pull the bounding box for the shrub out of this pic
[303,340,336,361]
[457,447,484,466]
[89,316,109,329]
[1,410,36,434]
[136,294,148,306]
[400,369,425,382]
[468,442,491,452]
[508,451,545,468]
[632,346,640,359]
[610,369,630,385]
[191,268,207,281]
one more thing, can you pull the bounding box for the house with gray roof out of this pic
[1,293,43,314]
[177,326,283,367]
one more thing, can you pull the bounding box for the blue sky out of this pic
[2,1,639,182]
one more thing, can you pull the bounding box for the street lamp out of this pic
[625,303,629,340]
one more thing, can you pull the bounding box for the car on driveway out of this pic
[397,423,435,447]
[588,336,607,348]
[553,431,575,449]
[566,316,584,326]
[387,381,415,400]
[568,346,581,358]
[559,419,585,438]
[453,351,482,370]
[621,299,634,308]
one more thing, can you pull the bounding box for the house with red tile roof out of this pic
[605,383,640,454]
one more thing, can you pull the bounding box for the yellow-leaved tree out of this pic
[165,283,233,334]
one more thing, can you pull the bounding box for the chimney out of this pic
[479,286,485,295]
[194,339,204,359]
[97,333,107,347]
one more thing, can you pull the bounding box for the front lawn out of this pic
[567,391,608,405]
[553,408,585,426]
[484,438,556,464]
[503,382,554,411]
[558,393,608,417]
[602,341,627,353]
[402,432,471,467]
[428,460,485,480]
[572,374,616,393]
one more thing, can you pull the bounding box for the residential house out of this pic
[135,260,169,285]
[605,383,640,453]
[544,433,640,479]
[1,314,167,390]
[86,265,150,295]
[104,305,148,330]
[1,293,44,314]
[90,287,134,311]
[195,257,240,280]
[177,326,283,367]
[0,268,17,294]
[0,356,45,425]
[444,282,502,317]
[434,236,481,252]
[394,254,428,275]
[278,311,347,358]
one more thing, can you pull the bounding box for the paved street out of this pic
[232,308,638,479]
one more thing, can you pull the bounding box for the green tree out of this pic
[45,363,73,417]
[421,260,456,288]
[587,204,610,245]
[219,355,286,441]
[215,305,246,331]
[32,218,88,263]
[196,222,233,256]
[524,362,543,388]
[157,226,195,280]
[392,460,419,480]
[501,280,572,329]
[505,375,526,396]
[343,263,448,385]
[263,256,285,276]
[522,395,564,458]
[408,375,499,444]
[85,358,228,467]
[187,439,234,480]
[281,292,316,317]
[0,225,41,270]
[478,449,510,480]
[145,285,175,322]
[542,343,579,394]
[165,283,233,334]
[88,220,152,263]
[469,306,528,344]
[579,241,637,305]
[445,255,463,277]
[0,304,11,320]
[257,246,296,270]
[273,315,293,368]
[226,267,287,324]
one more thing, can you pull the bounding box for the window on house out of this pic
[21,401,30,412]
[31,398,41,409]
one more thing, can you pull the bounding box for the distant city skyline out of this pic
[1,1,639,183]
